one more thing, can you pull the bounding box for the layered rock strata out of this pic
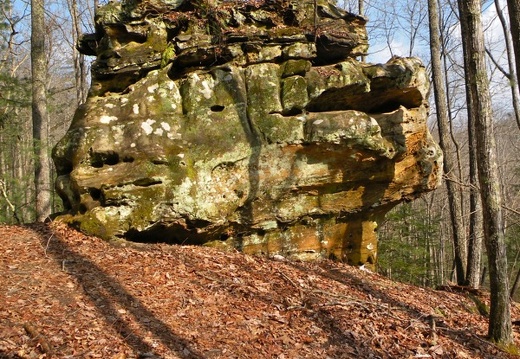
[53,0,442,267]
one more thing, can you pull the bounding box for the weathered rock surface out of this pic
[53,0,442,267]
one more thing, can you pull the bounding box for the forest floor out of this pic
[0,223,519,359]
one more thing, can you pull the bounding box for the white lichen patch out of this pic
[200,80,213,99]
[104,103,116,109]
[147,83,159,93]
[130,143,136,148]
[154,128,164,136]
[100,115,118,124]
[133,104,140,114]
[141,119,156,135]
[260,220,278,230]
[120,98,129,105]
[161,122,171,131]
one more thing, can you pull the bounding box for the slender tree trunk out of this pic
[428,0,467,284]
[440,4,469,281]
[67,0,88,105]
[458,0,512,344]
[511,267,520,299]
[359,0,365,62]
[466,111,484,288]
[481,266,488,286]
[31,0,51,222]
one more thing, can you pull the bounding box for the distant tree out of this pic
[507,0,520,112]
[378,201,440,287]
[0,0,33,223]
[458,0,512,345]
[491,0,520,130]
[65,0,88,105]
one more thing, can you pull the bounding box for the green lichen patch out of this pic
[254,113,305,144]
[281,59,312,78]
[281,76,309,114]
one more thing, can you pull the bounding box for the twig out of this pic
[44,233,55,257]
[443,176,520,216]
[277,270,305,299]
[320,300,371,312]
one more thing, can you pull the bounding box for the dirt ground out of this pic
[0,222,519,358]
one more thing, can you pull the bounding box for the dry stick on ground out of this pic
[23,322,53,355]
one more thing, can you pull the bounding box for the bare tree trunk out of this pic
[428,0,467,284]
[458,0,512,345]
[31,0,51,222]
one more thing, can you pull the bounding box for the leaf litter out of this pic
[0,222,519,358]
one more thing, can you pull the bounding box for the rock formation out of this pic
[53,0,442,267]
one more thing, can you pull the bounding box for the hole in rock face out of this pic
[89,188,102,201]
[90,151,120,168]
[104,153,119,165]
[282,9,298,26]
[79,203,87,214]
[220,233,230,241]
[210,105,225,112]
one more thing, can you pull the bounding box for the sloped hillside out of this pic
[0,223,519,358]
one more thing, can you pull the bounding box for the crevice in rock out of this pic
[306,87,423,113]
[132,178,163,187]
[152,159,169,165]
[280,108,304,116]
[124,218,215,245]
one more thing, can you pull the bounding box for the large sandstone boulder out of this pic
[53,0,442,268]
